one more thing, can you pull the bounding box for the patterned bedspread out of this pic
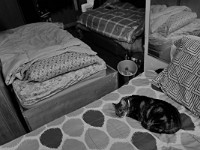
[77,2,145,43]
[1,70,200,150]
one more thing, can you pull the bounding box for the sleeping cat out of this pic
[113,95,182,134]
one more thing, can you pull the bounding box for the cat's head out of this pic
[112,96,130,117]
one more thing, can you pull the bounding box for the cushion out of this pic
[152,35,200,117]
[157,11,197,37]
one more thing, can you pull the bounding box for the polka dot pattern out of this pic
[101,103,117,118]
[1,71,200,150]
[62,139,86,150]
[40,128,63,148]
[117,85,136,95]
[62,119,84,136]
[2,136,24,148]
[136,88,157,98]
[110,142,135,150]
[131,78,150,86]
[82,110,104,127]
[180,113,195,131]
[153,132,177,143]
[106,119,130,139]
[145,70,158,79]
[131,132,157,150]
[102,92,120,101]
[85,128,109,149]
[126,117,143,130]
[17,139,39,150]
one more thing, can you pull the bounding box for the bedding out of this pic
[149,19,200,47]
[0,22,106,108]
[152,35,200,117]
[150,5,197,36]
[115,38,143,52]
[1,70,200,150]
[150,5,200,42]
[77,2,145,43]
[149,5,200,63]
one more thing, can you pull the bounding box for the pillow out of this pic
[152,36,200,117]
[157,11,197,37]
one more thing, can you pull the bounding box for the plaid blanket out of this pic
[77,2,145,43]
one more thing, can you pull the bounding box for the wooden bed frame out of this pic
[0,65,118,132]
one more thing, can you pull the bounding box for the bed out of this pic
[76,0,145,72]
[0,22,118,131]
[1,67,200,150]
[148,4,200,63]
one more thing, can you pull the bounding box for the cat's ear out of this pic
[121,99,126,107]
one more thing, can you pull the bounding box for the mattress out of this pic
[77,2,145,44]
[1,70,200,150]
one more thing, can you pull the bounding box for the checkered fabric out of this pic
[152,36,200,117]
[77,2,145,43]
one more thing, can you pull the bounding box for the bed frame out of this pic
[0,65,118,132]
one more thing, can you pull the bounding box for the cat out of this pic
[112,95,182,134]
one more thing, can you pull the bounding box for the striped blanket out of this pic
[77,2,145,43]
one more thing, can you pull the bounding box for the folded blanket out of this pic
[12,55,106,108]
[0,22,97,85]
[17,52,99,82]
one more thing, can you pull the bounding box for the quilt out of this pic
[77,2,145,43]
[1,70,200,150]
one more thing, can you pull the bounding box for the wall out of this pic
[181,0,200,17]
[0,0,25,31]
